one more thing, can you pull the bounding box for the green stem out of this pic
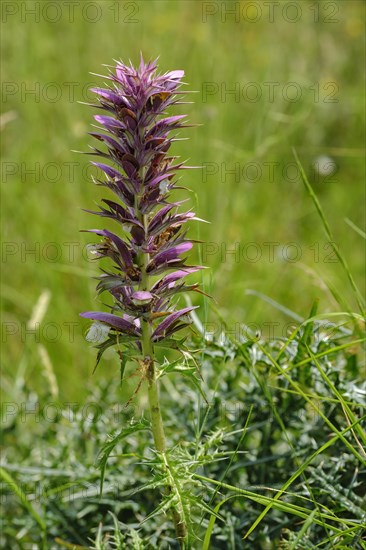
[138,212,188,547]
[138,211,166,452]
[141,317,166,453]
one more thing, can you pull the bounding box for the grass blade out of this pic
[293,148,365,314]
[0,466,46,532]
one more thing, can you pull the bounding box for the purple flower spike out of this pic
[80,56,204,365]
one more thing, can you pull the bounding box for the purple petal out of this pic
[152,242,193,265]
[156,115,187,126]
[91,87,125,104]
[147,116,187,139]
[101,199,131,219]
[165,70,185,80]
[87,202,142,230]
[101,200,142,227]
[80,311,140,336]
[152,268,201,291]
[90,133,127,154]
[148,204,175,233]
[152,307,198,339]
[92,162,122,180]
[145,173,174,189]
[87,229,133,267]
[148,115,187,137]
[94,115,125,129]
[149,211,196,236]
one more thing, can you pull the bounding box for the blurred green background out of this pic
[1,0,365,399]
